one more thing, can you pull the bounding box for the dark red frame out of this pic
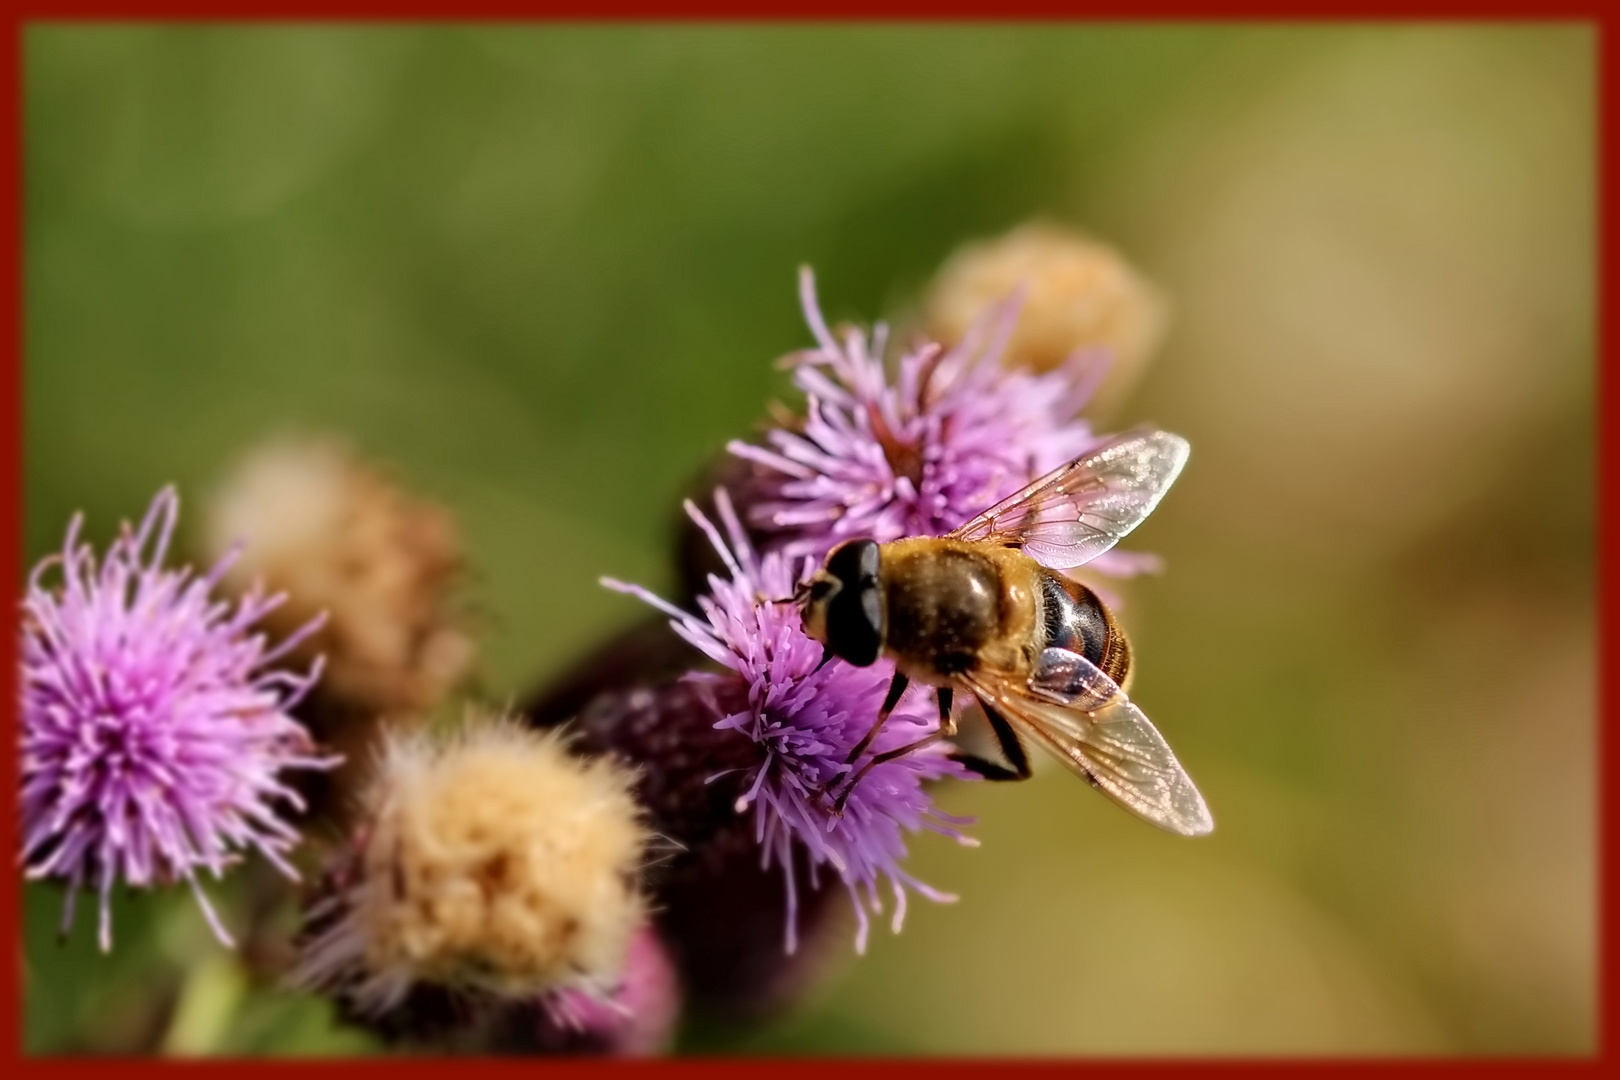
[2,2,1609,1075]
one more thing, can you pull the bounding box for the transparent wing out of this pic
[961,649,1214,836]
[946,428,1190,569]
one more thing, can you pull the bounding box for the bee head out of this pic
[796,539,883,667]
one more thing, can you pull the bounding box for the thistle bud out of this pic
[523,615,701,732]
[924,221,1168,417]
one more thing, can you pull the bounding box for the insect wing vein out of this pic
[945,428,1190,570]
[963,664,1214,837]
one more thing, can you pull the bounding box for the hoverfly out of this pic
[797,428,1212,836]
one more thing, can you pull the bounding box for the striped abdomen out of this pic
[1037,570,1132,687]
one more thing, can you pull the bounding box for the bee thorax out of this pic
[881,543,1006,680]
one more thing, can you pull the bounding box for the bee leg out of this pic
[831,730,947,815]
[828,685,960,812]
[843,671,909,765]
[950,755,1025,782]
[982,700,1032,778]
[948,700,1031,782]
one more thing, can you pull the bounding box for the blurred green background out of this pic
[24,24,1593,1055]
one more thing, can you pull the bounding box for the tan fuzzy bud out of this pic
[924,222,1168,416]
[296,714,650,1015]
[205,435,473,716]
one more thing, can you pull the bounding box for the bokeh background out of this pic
[23,23,1594,1055]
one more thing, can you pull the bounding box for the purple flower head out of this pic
[728,267,1108,564]
[20,486,334,951]
[603,490,976,955]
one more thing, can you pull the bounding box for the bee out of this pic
[797,428,1213,836]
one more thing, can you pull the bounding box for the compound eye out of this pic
[825,584,882,666]
[826,538,881,590]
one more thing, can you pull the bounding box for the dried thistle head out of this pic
[295,713,650,1016]
[924,221,1168,416]
[205,435,474,717]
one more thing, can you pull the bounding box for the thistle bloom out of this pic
[529,659,854,1019]
[727,268,1106,564]
[20,487,331,951]
[604,491,976,954]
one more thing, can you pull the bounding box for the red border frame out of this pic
[0,3,1611,17]
[4,4,1609,1075]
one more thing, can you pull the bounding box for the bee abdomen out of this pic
[1038,571,1131,686]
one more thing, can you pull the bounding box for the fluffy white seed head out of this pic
[924,221,1168,416]
[295,714,650,1015]
[205,435,473,715]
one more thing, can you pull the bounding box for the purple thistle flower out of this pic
[20,486,334,952]
[728,267,1112,564]
[604,490,976,955]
